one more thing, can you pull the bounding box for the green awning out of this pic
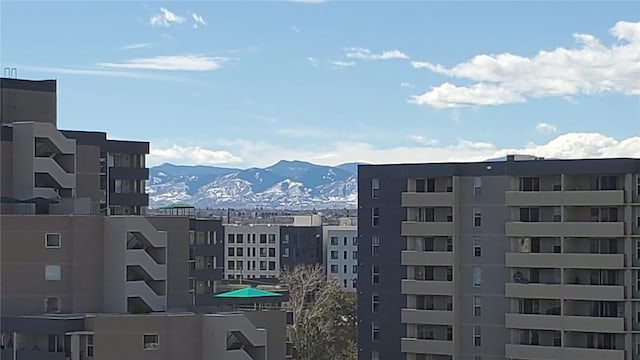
[214,287,282,298]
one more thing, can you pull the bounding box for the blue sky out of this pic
[2,1,639,168]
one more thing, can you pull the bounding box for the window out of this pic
[372,321,380,341]
[236,248,244,257]
[86,335,94,357]
[372,178,380,198]
[331,250,338,259]
[268,234,276,244]
[352,278,357,288]
[473,267,482,287]
[343,251,348,260]
[189,231,195,245]
[372,235,380,256]
[343,265,348,274]
[372,265,380,284]
[269,248,276,257]
[473,326,482,347]
[353,265,358,274]
[260,261,267,271]
[282,234,289,244]
[268,261,276,271]
[446,237,453,252]
[372,293,380,312]
[228,234,235,244]
[446,267,453,281]
[283,248,289,257]
[343,236,347,246]
[473,296,482,317]
[237,260,244,270]
[591,207,619,222]
[44,297,60,313]
[352,251,358,259]
[330,236,338,245]
[473,208,482,227]
[417,207,435,222]
[520,177,540,191]
[553,207,562,222]
[473,237,482,257]
[473,177,482,197]
[260,234,267,244]
[330,265,338,273]
[45,265,61,281]
[343,279,347,288]
[593,175,618,190]
[416,179,426,192]
[371,351,379,360]
[372,208,380,227]
[520,207,540,222]
[260,248,267,257]
[447,326,453,341]
[426,178,435,192]
[552,331,561,347]
[228,247,235,256]
[352,237,358,246]
[143,334,159,350]
[236,234,244,244]
[636,207,640,228]
[45,233,61,248]
[637,176,640,196]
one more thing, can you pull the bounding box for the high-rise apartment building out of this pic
[224,224,282,280]
[323,225,358,291]
[358,155,640,360]
[0,77,285,360]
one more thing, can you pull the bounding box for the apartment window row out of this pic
[329,250,358,260]
[330,236,358,246]
[411,178,453,193]
[413,295,453,311]
[189,231,217,245]
[228,247,276,258]
[413,266,453,282]
[330,264,358,274]
[414,207,453,222]
[227,233,277,244]
[413,236,453,252]
[192,256,216,270]
[228,260,276,271]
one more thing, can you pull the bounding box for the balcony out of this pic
[402,192,454,207]
[109,192,149,207]
[505,344,623,360]
[401,280,453,296]
[505,283,624,301]
[402,222,454,237]
[505,222,624,237]
[402,251,453,266]
[401,338,453,355]
[506,190,624,207]
[402,309,453,325]
[505,253,624,269]
[505,313,624,332]
[109,166,149,180]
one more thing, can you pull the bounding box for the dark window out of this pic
[416,179,426,192]
[426,178,435,192]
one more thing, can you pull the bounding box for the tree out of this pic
[281,265,357,360]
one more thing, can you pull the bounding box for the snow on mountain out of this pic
[147,161,358,209]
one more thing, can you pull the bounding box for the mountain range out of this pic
[147,160,362,209]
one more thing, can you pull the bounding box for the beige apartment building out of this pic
[0,77,285,360]
[358,155,640,360]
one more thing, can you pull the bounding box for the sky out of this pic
[1,1,639,168]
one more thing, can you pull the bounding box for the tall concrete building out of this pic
[358,155,640,360]
[0,77,285,360]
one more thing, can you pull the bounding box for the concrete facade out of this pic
[358,156,640,360]
[323,225,358,292]
[223,224,281,280]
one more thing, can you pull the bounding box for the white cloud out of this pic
[149,145,242,165]
[408,135,438,146]
[412,20,640,107]
[150,8,186,27]
[536,122,558,133]
[307,57,320,67]
[345,47,409,60]
[98,55,227,71]
[19,65,183,81]
[192,12,206,28]
[208,133,639,168]
[121,43,152,50]
[329,60,355,69]
[410,82,526,108]
[400,82,415,88]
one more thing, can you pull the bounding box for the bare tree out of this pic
[281,264,354,360]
